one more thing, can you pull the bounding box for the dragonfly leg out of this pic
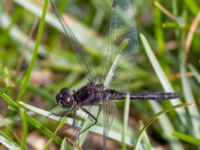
[47,107,73,120]
[46,104,58,111]
[78,107,98,135]
[61,109,73,117]
[72,109,76,127]
[46,104,59,118]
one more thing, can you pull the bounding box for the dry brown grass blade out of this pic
[65,137,83,150]
[169,72,194,80]
[185,11,200,60]
[15,18,39,75]
[154,1,176,21]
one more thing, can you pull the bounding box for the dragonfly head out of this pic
[56,88,74,109]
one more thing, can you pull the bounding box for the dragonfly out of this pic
[49,0,181,148]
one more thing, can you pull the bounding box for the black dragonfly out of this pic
[49,0,181,146]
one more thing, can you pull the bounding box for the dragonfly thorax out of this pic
[56,88,74,108]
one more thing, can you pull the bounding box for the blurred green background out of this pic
[0,0,200,149]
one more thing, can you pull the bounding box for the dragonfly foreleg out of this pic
[78,107,99,135]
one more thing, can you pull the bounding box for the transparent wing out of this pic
[102,0,138,147]
[102,99,118,149]
[103,0,138,87]
[110,0,138,55]
[50,0,97,82]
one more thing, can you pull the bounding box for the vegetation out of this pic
[0,0,199,149]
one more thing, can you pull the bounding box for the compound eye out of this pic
[67,97,70,103]
[56,94,64,107]
[58,99,63,106]
[56,88,73,108]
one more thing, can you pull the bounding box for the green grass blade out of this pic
[0,118,21,144]
[19,101,76,125]
[134,103,192,150]
[0,134,20,150]
[140,33,186,123]
[140,33,180,97]
[138,122,152,150]
[188,64,200,84]
[153,2,165,53]
[19,101,133,146]
[19,108,28,150]
[1,93,19,109]
[184,0,198,15]
[25,113,62,144]
[60,138,68,150]
[172,131,200,146]
[44,117,67,150]
[17,0,49,101]
[122,94,130,150]
[140,33,185,150]
[60,138,73,150]
[180,54,200,138]
[0,86,13,95]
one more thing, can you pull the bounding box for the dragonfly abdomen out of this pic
[129,92,181,100]
[108,90,181,101]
